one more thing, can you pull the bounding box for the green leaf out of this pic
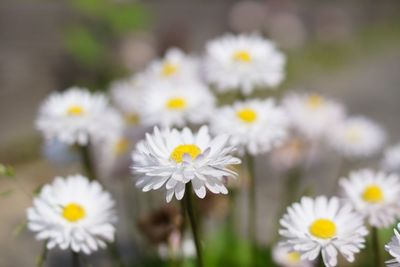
[0,164,15,178]
[0,189,13,197]
[13,221,27,237]
[104,4,150,33]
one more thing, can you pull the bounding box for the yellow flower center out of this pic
[309,219,337,239]
[114,138,130,155]
[67,105,85,116]
[166,97,187,110]
[162,62,179,77]
[233,50,252,62]
[237,108,257,123]
[307,95,325,110]
[63,203,86,222]
[287,252,301,263]
[125,113,140,125]
[363,185,384,203]
[170,144,201,163]
[345,127,362,143]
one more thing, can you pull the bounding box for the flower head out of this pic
[386,226,400,267]
[279,196,368,267]
[204,33,286,95]
[132,126,241,202]
[340,169,400,228]
[272,245,313,267]
[36,87,122,145]
[210,99,288,155]
[27,175,116,254]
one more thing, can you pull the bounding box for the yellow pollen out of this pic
[237,108,257,123]
[233,50,252,62]
[67,105,85,116]
[114,138,130,155]
[309,219,337,239]
[63,203,86,222]
[125,113,140,125]
[166,97,187,110]
[307,95,325,109]
[162,62,179,77]
[170,144,201,163]
[363,185,384,203]
[345,127,362,143]
[287,252,301,263]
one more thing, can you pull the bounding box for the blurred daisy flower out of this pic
[279,196,368,267]
[36,87,123,145]
[381,143,400,173]
[386,225,400,267]
[272,245,313,267]
[141,48,200,83]
[329,116,386,158]
[210,99,288,155]
[204,33,286,95]
[283,93,345,141]
[340,169,400,228]
[132,126,241,202]
[139,82,215,128]
[27,174,116,254]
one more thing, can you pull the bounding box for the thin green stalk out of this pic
[72,251,80,267]
[245,153,256,245]
[317,253,324,267]
[78,144,96,181]
[36,242,48,267]
[371,227,382,267]
[184,183,203,267]
[108,241,126,267]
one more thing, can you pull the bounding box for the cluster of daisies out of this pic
[27,32,400,267]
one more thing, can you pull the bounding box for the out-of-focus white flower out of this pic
[139,82,215,128]
[141,48,200,84]
[158,230,196,260]
[204,33,286,95]
[386,226,400,267]
[340,169,400,228]
[210,99,288,155]
[132,126,241,202]
[27,175,116,254]
[283,93,345,140]
[382,143,400,173]
[36,87,123,145]
[272,245,313,267]
[329,116,386,158]
[110,77,144,126]
[279,196,368,267]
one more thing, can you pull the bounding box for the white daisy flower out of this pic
[329,116,386,159]
[283,93,345,140]
[272,245,313,267]
[139,82,215,128]
[210,99,288,155]
[204,33,286,95]
[279,196,368,267]
[141,48,200,83]
[132,126,241,202]
[27,174,116,254]
[110,77,144,126]
[36,87,122,145]
[385,226,400,267]
[340,169,400,228]
[382,144,400,173]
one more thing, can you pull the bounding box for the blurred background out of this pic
[1,0,400,266]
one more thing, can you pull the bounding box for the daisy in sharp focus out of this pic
[340,169,400,228]
[210,99,288,155]
[385,225,400,267]
[272,245,313,267]
[132,126,241,202]
[27,174,116,254]
[204,33,286,95]
[139,82,215,128]
[283,93,345,141]
[329,116,386,159]
[382,143,400,173]
[36,87,122,145]
[279,196,368,267]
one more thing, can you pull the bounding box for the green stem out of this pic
[108,241,126,267]
[184,183,203,267]
[318,253,324,267]
[72,251,80,267]
[372,227,382,267]
[36,242,48,267]
[78,144,96,180]
[245,153,256,245]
